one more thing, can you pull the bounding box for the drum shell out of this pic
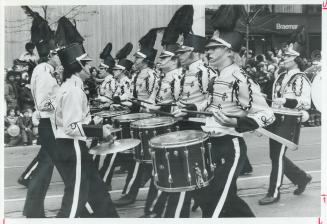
[150,132,213,192]
[113,113,155,139]
[131,121,177,163]
[266,111,302,145]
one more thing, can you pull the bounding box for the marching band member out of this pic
[140,43,183,217]
[55,42,118,217]
[22,11,59,217]
[173,33,217,131]
[114,30,158,206]
[259,26,312,205]
[98,58,134,187]
[173,5,275,217]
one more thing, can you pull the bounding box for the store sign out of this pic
[276,23,299,30]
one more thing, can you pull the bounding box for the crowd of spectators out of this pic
[3,42,321,147]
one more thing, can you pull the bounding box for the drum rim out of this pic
[272,108,303,116]
[149,130,209,148]
[154,177,213,192]
[94,110,129,117]
[113,113,155,122]
[130,116,176,129]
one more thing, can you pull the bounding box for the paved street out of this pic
[3,126,321,218]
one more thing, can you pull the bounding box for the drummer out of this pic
[173,34,217,131]
[97,58,135,187]
[55,42,118,217]
[139,43,183,217]
[259,27,312,205]
[97,42,116,108]
[114,32,158,206]
[173,8,275,216]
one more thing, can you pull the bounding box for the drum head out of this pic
[311,72,321,112]
[131,116,176,128]
[114,113,155,123]
[7,125,20,137]
[150,130,209,148]
[94,109,129,118]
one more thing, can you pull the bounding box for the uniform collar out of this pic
[219,63,238,77]
[287,68,301,77]
[188,59,203,71]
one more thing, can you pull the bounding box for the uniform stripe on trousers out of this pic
[150,190,162,212]
[85,202,94,214]
[103,153,117,182]
[70,140,82,218]
[274,145,286,198]
[24,162,39,179]
[99,155,106,170]
[175,192,186,218]
[212,138,240,218]
[125,161,140,194]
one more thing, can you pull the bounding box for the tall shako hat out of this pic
[160,5,194,57]
[135,27,165,64]
[22,6,56,58]
[99,42,115,69]
[113,42,134,71]
[206,5,244,52]
[284,25,307,57]
[55,16,92,70]
[175,34,208,54]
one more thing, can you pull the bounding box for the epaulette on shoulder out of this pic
[232,68,248,82]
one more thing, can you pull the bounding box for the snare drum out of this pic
[113,113,155,139]
[266,108,302,145]
[130,116,177,163]
[149,130,214,192]
[93,109,130,125]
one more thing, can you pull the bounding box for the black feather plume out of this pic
[139,28,158,49]
[288,25,306,46]
[115,42,133,60]
[21,6,38,18]
[55,16,84,46]
[100,42,112,59]
[211,5,243,32]
[162,5,194,46]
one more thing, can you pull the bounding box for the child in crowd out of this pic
[4,108,21,147]
[17,109,33,146]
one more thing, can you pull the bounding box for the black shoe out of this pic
[294,174,312,195]
[17,176,30,187]
[258,194,280,205]
[240,167,253,176]
[113,194,136,207]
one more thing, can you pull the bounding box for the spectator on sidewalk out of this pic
[17,109,33,146]
[5,71,19,110]
[4,108,21,147]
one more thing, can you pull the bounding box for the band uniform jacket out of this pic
[272,68,311,111]
[195,63,275,137]
[30,62,59,119]
[98,75,115,103]
[131,67,157,100]
[148,68,182,104]
[55,75,102,141]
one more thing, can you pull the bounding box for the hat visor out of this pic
[134,51,147,58]
[76,53,92,62]
[113,64,126,70]
[174,46,193,54]
[205,40,226,49]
